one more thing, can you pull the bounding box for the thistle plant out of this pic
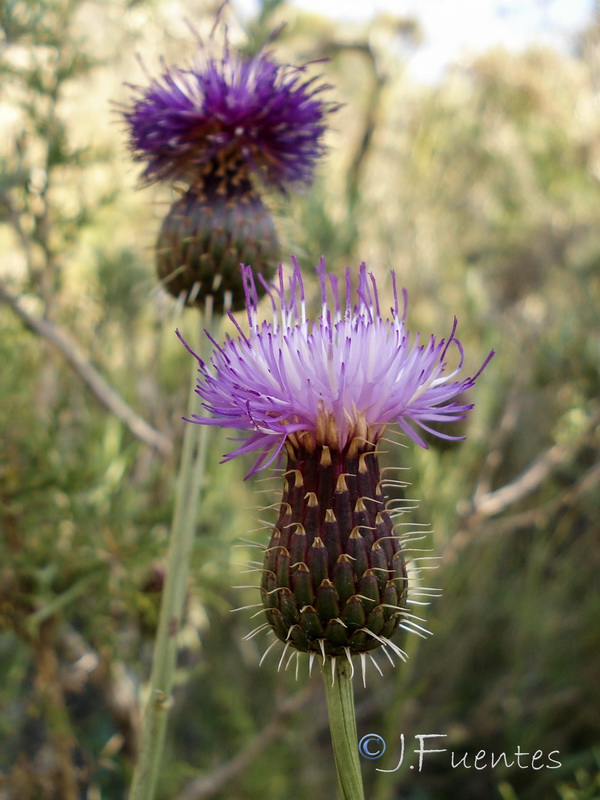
[181,257,493,799]
[122,39,335,310]
[122,18,337,800]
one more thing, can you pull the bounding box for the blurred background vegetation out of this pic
[0,0,599,798]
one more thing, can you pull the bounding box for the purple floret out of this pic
[123,51,336,190]
[179,258,494,476]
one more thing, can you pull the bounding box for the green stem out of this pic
[128,307,215,800]
[323,658,365,800]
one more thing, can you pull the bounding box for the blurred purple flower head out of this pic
[180,258,494,476]
[123,49,336,191]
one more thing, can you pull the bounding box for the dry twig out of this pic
[471,406,600,518]
[486,459,600,537]
[0,282,172,457]
[445,406,600,559]
[173,684,315,800]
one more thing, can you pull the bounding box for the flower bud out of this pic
[156,173,278,311]
[261,439,408,658]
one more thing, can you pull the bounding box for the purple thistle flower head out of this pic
[181,257,494,664]
[180,258,494,477]
[123,48,336,190]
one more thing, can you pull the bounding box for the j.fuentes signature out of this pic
[358,733,562,773]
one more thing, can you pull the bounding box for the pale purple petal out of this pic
[180,259,494,475]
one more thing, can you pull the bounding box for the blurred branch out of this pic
[488,459,600,537]
[173,684,315,800]
[446,406,600,559]
[0,282,173,457]
[474,440,566,517]
[472,406,600,518]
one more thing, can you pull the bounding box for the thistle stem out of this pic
[323,658,365,800]
[128,305,214,800]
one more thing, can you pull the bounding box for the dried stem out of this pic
[0,282,172,457]
[446,405,600,558]
[472,405,600,518]
[480,459,600,538]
